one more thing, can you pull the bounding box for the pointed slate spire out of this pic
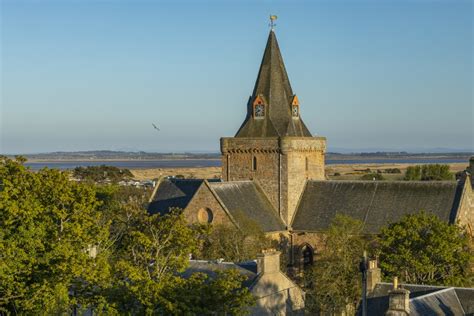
[235,30,312,138]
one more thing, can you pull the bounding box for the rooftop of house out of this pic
[366,282,474,315]
[292,180,464,233]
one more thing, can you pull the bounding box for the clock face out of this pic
[292,105,299,117]
[255,104,265,117]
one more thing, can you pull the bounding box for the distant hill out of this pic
[12,150,473,161]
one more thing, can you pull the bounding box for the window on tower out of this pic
[254,103,265,118]
[252,156,257,171]
[292,105,299,117]
[253,95,266,118]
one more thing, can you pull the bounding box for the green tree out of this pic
[404,165,422,180]
[160,269,255,315]
[305,215,367,315]
[0,156,112,314]
[404,164,453,181]
[199,213,272,262]
[73,165,133,183]
[377,212,473,286]
[421,164,453,181]
[108,208,254,314]
[1,157,255,314]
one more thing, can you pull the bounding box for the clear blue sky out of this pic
[1,0,472,154]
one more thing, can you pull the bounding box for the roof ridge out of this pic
[409,287,456,301]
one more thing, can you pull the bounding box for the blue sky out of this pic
[1,0,472,154]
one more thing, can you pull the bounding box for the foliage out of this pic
[0,157,255,314]
[73,165,133,183]
[0,156,112,313]
[160,269,255,315]
[305,215,367,315]
[377,212,473,286]
[360,173,385,181]
[384,168,401,174]
[199,213,272,262]
[404,164,453,181]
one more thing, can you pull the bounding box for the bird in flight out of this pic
[152,123,160,131]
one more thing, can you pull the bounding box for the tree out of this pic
[161,269,255,315]
[404,165,422,180]
[304,215,367,315]
[0,156,112,314]
[420,164,453,181]
[73,165,133,183]
[377,212,473,286]
[1,158,256,314]
[404,164,453,181]
[199,212,272,262]
[360,173,385,181]
[108,208,255,314]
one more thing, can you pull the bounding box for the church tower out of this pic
[220,29,326,226]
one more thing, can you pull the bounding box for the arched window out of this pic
[301,244,314,269]
[252,156,257,171]
[197,208,213,224]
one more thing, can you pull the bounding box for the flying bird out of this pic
[152,123,160,131]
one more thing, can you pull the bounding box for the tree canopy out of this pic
[0,156,111,313]
[198,212,272,263]
[73,165,134,183]
[304,215,367,315]
[377,212,473,286]
[0,157,255,314]
[404,164,453,181]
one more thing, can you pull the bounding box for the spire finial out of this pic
[269,15,278,31]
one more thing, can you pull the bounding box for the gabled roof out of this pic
[148,178,213,215]
[366,283,474,315]
[183,260,257,288]
[208,181,286,232]
[292,180,463,233]
[235,30,312,138]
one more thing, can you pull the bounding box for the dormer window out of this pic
[291,95,299,118]
[253,95,266,118]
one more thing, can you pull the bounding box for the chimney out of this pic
[385,277,410,316]
[257,249,281,274]
[366,259,381,294]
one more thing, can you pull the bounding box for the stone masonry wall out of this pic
[221,137,281,216]
[221,136,326,226]
[183,182,233,227]
[457,178,474,233]
[281,137,326,225]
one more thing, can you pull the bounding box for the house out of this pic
[362,260,474,315]
[184,249,305,315]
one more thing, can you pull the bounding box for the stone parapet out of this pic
[279,137,326,154]
[221,137,280,153]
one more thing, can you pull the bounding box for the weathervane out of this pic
[269,15,278,30]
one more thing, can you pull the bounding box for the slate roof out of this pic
[235,30,312,138]
[209,181,286,232]
[183,260,257,288]
[292,180,463,233]
[365,283,474,315]
[148,178,206,215]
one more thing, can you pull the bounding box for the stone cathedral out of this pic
[149,29,474,270]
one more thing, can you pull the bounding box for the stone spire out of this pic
[235,30,313,138]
